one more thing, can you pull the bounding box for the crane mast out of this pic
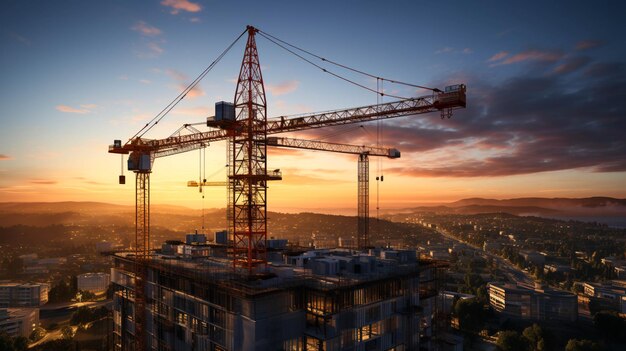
[230,26,269,271]
[266,137,400,249]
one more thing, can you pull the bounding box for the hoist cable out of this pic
[257,32,410,100]
[258,29,437,92]
[128,29,247,143]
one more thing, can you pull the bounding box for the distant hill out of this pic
[397,197,626,220]
[0,201,223,228]
[399,204,560,216]
[1,197,625,228]
[449,197,626,209]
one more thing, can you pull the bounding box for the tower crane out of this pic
[108,25,466,348]
[109,31,466,262]
[265,137,401,249]
[187,137,400,249]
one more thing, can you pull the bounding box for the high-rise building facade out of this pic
[488,282,577,322]
[0,283,49,308]
[0,308,39,338]
[111,245,444,350]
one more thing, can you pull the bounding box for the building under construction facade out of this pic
[111,241,445,351]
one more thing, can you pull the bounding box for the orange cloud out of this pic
[30,179,57,185]
[267,80,299,96]
[171,106,210,116]
[278,169,344,185]
[161,0,201,14]
[178,84,204,98]
[488,51,509,62]
[0,154,11,160]
[553,56,591,75]
[267,147,304,157]
[491,49,563,65]
[132,21,162,36]
[575,40,603,51]
[132,113,151,122]
[56,105,90,114]
[147,42,164,55]
[167,69,204,98]
[435,47,453,54]
[166,69,187,81]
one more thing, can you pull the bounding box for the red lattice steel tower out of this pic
[231,26,269,271]
[357,154,369,249]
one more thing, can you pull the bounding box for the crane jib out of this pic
[108,86,465,157]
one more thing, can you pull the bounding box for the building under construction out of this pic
[111,239,446,350]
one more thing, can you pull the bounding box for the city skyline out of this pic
[1,0,626,212]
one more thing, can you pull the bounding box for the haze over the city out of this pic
[1,0,625,213]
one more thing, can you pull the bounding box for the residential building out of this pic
[543,264,572,274]
[488,282,577,322]
[582,281,626,299]
[0,283,49,307]
[483,241,501,252]
[185,233,207,245]
[582,280,626,313]
[441,291,474,315]
[96,241,124,252]
[614,265,626,280]
[17,254,38,265]
[519,251,545,266]
[0,308,39,338]
[77,272,111,294]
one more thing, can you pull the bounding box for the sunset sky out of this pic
[1,0,625,213]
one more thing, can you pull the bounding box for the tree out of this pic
[565,339,601,351]
[34,339,74,351]
[78,290,96,301]
[0,333,14,351]
[2,257,23,275]
[29,327,46,342]
[60,326,74,340]
[593,310,625,342]
[48,279,75,303]
[70,306,109,326]
[476,285,488,303]
[454,298,487,334]
[522,324,545,351]
[0,333,28,351]
[496,330,528,351]
[461,272,485,295]
[12,337,28,351]
[106,283,115,299]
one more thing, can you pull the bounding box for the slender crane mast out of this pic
[266,137,400,249]
[230,26,270,271]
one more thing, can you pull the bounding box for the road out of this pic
[434,226,535,286]
[40,300,111,326]
[30,301,112,347]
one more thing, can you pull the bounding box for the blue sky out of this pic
[1,0,625,210]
